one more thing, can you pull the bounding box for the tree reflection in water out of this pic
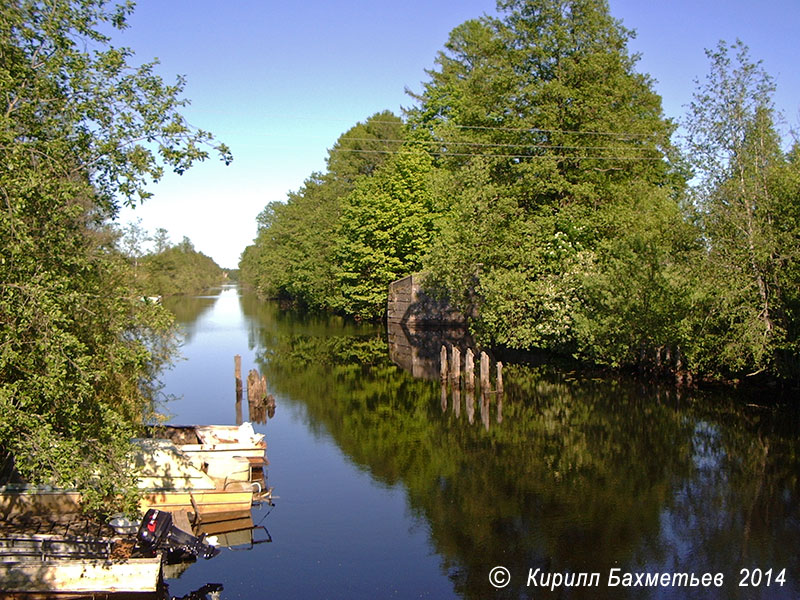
[239,296,800,599]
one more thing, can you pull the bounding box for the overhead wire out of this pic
[332,136,663,154]
[249,114,665,139]
[325,147,665,161]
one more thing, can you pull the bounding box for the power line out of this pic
[249,114,665,140]
[326,147,665,161]
[406,121,660,139]
[334,136,663,155]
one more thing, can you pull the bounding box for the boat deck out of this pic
[0,512,115,540]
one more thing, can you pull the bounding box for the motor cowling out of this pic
[136,508,219,560]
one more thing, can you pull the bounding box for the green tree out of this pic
[152,227,172,254]
[120,218,150,264]
[0,0,229,514]
[684,41,800,379]
[410,0,685,364]
[333,148,439,319]
[140,237,225,296]
[240,112,405,312]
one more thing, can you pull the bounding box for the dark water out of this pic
[156,285,800,599]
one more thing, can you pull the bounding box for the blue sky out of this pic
[114,0,800,268]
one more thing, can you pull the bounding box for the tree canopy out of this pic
[0,0,229,513]
[240,1,799,383]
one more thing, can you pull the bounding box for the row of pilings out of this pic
[439,345,504,430]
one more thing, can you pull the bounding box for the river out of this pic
[156,285,800,599]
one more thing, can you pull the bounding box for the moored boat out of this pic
[0,532,161,593]
[131,438,262,517]
[147,422,268,465]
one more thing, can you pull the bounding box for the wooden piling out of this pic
[247,369,269,423]
[440,345,448,381]
[465,348,474,390]
[234,355,242,403]
[496,361,503,394]
[451,346,461,382]
[480,352,490,391]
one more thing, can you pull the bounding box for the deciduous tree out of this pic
[0,0,229,513]
[684,40,800,379]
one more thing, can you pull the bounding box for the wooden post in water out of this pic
[451,346,461,418]
[451,346,461,383]
[234,355,243,403]
[440,345,449,382]
[247,369,268,423]
[234,355,243,425]
[480,351,490,392]
[465,348,474,390]
[496,361,503,395]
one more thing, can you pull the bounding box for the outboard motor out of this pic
[136,508,219,559]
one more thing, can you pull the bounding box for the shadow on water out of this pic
[237,295,800,600]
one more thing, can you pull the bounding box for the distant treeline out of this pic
[239,0,800,384]
[120,222,225,296]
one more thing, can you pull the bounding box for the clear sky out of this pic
[114,0,800,269]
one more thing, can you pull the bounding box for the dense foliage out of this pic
[240,0,799,383]
[118,224,226,296]
[682,41,800,380]
[138,238,225,297]
[239,298,800,599]
[0,0,228,513]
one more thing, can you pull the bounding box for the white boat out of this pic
[131,438,260,517]
[146,422,269,490]
[148,422,267,464]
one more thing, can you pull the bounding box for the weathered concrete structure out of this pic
[386,273,464,326]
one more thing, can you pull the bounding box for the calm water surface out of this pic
[156,286,800,599]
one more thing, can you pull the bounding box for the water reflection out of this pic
[161,291,800,599]
[241,300,800,598]
[161,292,220,343]
[169,583,224,600]
[387,321,473,380]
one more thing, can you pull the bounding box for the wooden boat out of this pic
[0,481,255,523]
[0,485,82,519]
[139,487,255,516]
[0,533,162,593]
[147,422,268,465]
[0,430,267,520]
[131,438,259,516]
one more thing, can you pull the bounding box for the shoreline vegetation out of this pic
[240,1,800,388]
[118,222,227,297]
[1,0,798,519]
[1,0,231,515]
